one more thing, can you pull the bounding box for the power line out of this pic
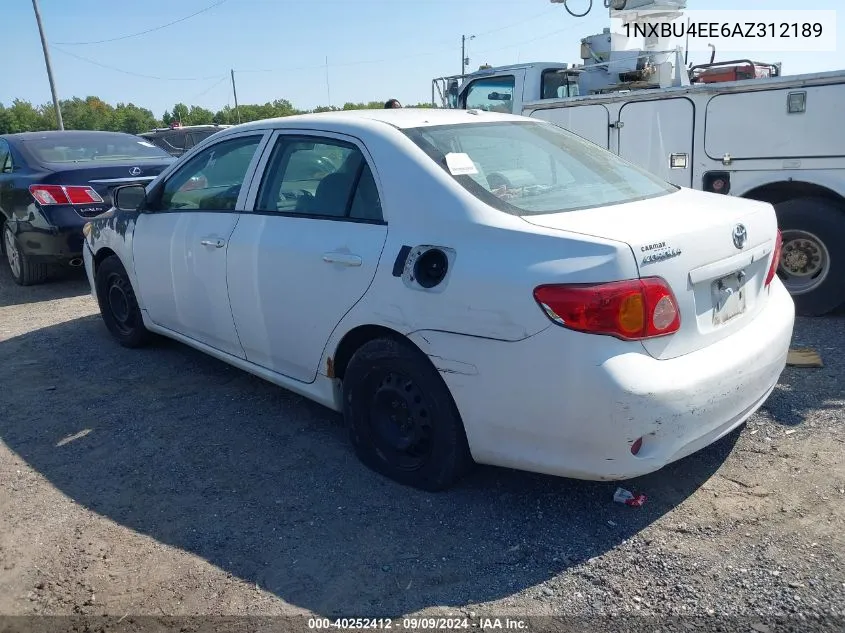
[474,22,585,56]
[186,75,230,103]
[236,8,560,74]
[53,46,225,81]
[54,0,233,46]
[472,7,558,38]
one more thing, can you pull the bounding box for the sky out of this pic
[1,0,843,118]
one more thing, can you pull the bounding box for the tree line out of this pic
[0,96,435,135]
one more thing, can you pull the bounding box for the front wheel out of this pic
[94,255,151,348]
[342,337,473,491]
[774,197,845,316]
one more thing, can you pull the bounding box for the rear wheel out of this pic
[94,255,151,348]
[342,337,473,491]
[3,222,49,286]
[774,197,845,316]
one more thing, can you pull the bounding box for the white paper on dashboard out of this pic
[445,152,479,176]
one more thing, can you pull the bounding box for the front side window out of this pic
[158,135,262,211]
[255,136,383,222]
[463,76,516,113]
[404,121,677,216]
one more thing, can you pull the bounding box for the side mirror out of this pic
[113,184,147,212]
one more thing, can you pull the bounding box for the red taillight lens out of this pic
[29,184,103,206]
[765,230,782,287]
[29,184,69,205]
[533,277,681,341]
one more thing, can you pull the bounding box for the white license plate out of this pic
[712,271,747,325]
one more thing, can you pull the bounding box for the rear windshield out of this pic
[404,120,677,216]
[22,134,171,163]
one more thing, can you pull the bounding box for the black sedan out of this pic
[0,130,175,285]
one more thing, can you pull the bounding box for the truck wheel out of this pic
[774,197,845,316]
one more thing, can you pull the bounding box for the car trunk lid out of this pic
[43,161,173,217]
[520,188,779,360]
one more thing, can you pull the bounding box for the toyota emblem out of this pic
[129,167,142,176]
[732,224,748,249]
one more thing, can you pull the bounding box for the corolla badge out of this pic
[129,167,142,176]
[732,224,747,249]
[641,241,682,265]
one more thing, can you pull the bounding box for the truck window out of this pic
[541,70,579,99]
[463,76,516,113]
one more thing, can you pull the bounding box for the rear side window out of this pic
[255,136,383,222]
[0,140,11,173]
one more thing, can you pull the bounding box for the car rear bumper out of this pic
[409,278,796,481]
[10,206,89,264]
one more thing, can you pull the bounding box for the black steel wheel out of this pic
[342,337,472,491]
[95,255,151,348]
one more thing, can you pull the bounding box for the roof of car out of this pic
[1,129,139,141]
[227,108,528,134]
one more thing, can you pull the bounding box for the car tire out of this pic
[342,337,473,492]
[3,222,49,286]
[774,197,845,317]
[94,255,151,348]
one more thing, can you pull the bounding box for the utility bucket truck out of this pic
[432,0,845,316]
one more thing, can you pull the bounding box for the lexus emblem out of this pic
[129,167,142,176]
[732,224,747,249]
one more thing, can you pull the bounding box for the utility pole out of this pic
[31,0,63,130]
[325,56,331,108]
[230,69,241,124]
[461,34,475,76]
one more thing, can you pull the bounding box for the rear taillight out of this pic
[533,277,681,341]
[29,184,104,206]
[765,229,783,287]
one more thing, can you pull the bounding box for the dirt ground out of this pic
[0,265,843,631]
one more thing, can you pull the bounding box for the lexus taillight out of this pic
[533,277,681,341]
[29,184,103,206]
[765,230,783,287]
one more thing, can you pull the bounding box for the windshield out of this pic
[22,133,172,163]
[404,120,677,216]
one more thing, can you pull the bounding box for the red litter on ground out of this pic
[614,487,647,507]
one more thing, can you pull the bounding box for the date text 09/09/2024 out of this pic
[307,617,529,630]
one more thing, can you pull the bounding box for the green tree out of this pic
[0,99,49,133]
[0,94,437,136]
[187,105,215,125]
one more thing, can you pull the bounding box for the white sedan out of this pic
[82,108,795,491]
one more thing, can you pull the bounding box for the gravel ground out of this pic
[0,265,843,632]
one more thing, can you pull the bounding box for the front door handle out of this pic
[200,238,225,248]
[322,252,362,267]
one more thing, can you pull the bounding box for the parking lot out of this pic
[0,265,843,627]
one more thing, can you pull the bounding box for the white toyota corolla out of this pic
[82,108,795,491]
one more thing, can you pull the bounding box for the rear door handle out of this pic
[200,238,225,248]
[322,252,362,267]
